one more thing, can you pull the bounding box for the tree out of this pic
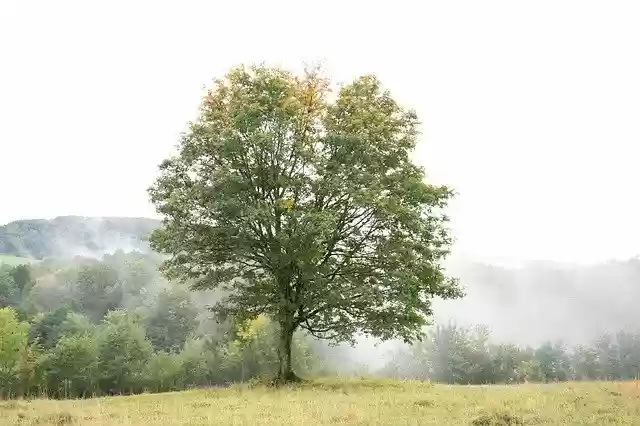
[102,250,161,309]
[28,307,71,350]
[70,263,123,323]
[144,288,198,353]
[489,343,530,384]
[571,344,601,380]
[533,341,571,382]
[39,333,100,398]
[10,264,34,296]
[613,331,640,380]
[149,65,461,383]
[0,266,20,308]
[25,273,71,314]
[0,307,29,395]
[594,333,619,380]
[144,352,184,393]
[97,311,152,394]
[59,312,96,338]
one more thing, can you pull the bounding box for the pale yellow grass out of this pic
[1,378,640,425]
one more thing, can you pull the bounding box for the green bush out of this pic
[0,307,29,397]
[38,333,99,398]
[96,311,153,395]
[144,352,184,392]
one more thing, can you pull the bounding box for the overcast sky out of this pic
[1,1,639,264]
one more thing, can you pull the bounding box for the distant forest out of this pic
[1,217,640,399]
[0,216,158,259]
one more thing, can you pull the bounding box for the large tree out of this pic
[149,65,462,383]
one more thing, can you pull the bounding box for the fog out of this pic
[3,217,640,379]
[2,1,640,379]
[323,255,640,372]
[53,218,154,260]
[436,257,640,346]
[3,219,640,373]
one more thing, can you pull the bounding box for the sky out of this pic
[1,1,639,265]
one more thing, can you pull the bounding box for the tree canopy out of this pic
[149,65,462,382]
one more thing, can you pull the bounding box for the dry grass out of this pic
[1,378,640,425]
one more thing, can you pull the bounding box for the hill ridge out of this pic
[0,216,161,260]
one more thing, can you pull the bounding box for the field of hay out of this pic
[1,378,639,425]
[0,254,33,266]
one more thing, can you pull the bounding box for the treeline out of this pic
[0,306,323,398]
[2,252,640,399]
[0,252,328,398]
[381,324,640,384]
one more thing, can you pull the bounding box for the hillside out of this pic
[0,216,160,260]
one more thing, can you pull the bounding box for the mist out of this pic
[313,254,640,373]
[434,257,640,347]
[4,214,639,380]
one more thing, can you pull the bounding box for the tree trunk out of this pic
[275,322,300,384]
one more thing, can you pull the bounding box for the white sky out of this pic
[1,1,639,264]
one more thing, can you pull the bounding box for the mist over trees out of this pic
[381,323,640,384]
[0,252,335,398]
[1,232,640,398]
[2,65,640,398]
[0,216,158,260]
[435,258,640,347]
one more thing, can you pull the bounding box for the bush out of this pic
[0,307,29,397]
[38,333,99,398]
[144,288,198,353]
[96,311,153,395]
[144,352,184,393]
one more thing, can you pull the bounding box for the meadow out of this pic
[0,254,33,266]
[1,378,639,425]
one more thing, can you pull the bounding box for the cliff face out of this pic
[0,216,161,260]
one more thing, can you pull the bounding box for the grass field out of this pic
[1,378,639,425]
[0,254,33,266]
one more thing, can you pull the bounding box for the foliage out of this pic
[0,307,29,395]
[178,337,226,386]
[144,288,198,353]
[28,307,71,349]
[59,312,96,337]
[531,342,572,382]
[0,266,20,308]
[144,352,184,393]
[3,220,640,399]
[38,333,100,398]
[96,311,153,394]
[69,263,124,323]
[149,65,461,381]
[23,272,71,314]
[381,323,640,384]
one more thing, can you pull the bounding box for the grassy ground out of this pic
[1,378,639,425]
[0,254,33,266]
